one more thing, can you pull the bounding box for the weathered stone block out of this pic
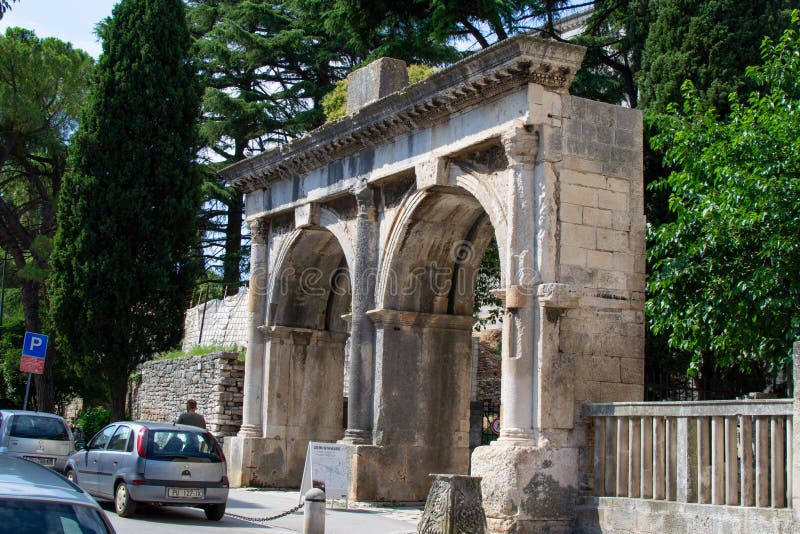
[586,250,613,270]
[582,207,612,228]
[560,202,583,224]
[597,229,629,252]
[597,190,627,211]
[562,246,587,267]
[562,184,596,207]
[346,57,408,115]
[562,222,596,249]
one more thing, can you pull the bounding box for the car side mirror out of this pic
[76,441,87,451]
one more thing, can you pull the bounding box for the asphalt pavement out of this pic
[104,487,422,534]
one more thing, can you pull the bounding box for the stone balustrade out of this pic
[583,400,793,509]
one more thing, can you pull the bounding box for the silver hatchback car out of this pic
[0,410,75,472]
[65,422,229,520]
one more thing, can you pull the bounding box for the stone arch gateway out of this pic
[222,35,645,533]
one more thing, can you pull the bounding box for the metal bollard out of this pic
[303,488,326,534]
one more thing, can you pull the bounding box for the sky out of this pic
[0,0,119,58]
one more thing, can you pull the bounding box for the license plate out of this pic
[166,487,204,499]
[24,456,55,467]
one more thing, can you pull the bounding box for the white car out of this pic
[0,410,74,472]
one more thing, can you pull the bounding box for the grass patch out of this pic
[156,344,241,360]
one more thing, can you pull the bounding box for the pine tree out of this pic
[50,0,201,420]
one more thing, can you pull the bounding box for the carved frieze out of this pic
[223,35,585,194]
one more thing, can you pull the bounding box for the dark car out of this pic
[65,421,229,520]
[0,455,115,533]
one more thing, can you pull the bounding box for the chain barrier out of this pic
[225,501,305,523]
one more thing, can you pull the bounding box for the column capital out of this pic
[366,308,476,331]
[351,178,376,215]
[249,218,269,245]
[502,124,540,165]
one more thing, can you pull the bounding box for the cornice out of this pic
[223,35,586,194]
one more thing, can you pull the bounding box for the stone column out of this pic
[342,181,377,444]
[495,126,540,445]
[238,218,268,437]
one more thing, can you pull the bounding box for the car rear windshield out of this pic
[0,499,110,534]
[9,415,69,441]
[147,430,223,462]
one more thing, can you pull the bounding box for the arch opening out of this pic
[261,226,351,486]
[368,185,503,500]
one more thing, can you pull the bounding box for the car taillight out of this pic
[136,427,148,457]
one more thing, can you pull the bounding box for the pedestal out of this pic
[418,474,487,534]
[471,444,580,533]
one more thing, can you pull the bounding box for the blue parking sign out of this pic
[22,332,48,358]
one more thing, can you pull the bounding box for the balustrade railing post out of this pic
[741,415,755,506]
[793,341,800,517]
[594,417,605,496]
[676,416,697,503]
[697,417,711,504]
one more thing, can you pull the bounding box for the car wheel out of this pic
[65,469,77,484]
[114,482,137,517]
[204,503,226,521]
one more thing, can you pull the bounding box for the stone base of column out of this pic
[471,444,580,533]
[493,427,536,446]
[349,443,470,502]
[418,474,488,533]
[224,431,331,489]
[236,424,262,438]
[224,436,272,488]
[340,429,372,445]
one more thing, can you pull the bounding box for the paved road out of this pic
[104,488,421,534]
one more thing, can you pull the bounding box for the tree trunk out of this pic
[20,279,55,412]
[222,192,243,296]
[109,377,128,422]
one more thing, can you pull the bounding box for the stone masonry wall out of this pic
[183,290,249,351]
[476,329,501,403]
[129,352,244,442]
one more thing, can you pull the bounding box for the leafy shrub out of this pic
[75,406,110,442]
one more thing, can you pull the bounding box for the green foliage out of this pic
[568,0,651,107]
[50,0,202,420]
[156,343,240,360]
[647,14,800,375]
[474,238,502,330]
[0,28,92,411]
[321,80,348,123]
[407,63,435,84]
[75,406,110,441]
[0,0,16,20]
[639,0,795,116]
[0,288,25,404]
[321,63,435,123]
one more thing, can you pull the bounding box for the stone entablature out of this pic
[225,35,584,195]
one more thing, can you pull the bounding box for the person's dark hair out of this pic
[187,399,197,410]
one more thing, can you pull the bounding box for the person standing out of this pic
[176,399,206,429]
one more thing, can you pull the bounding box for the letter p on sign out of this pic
[21,332,48,359]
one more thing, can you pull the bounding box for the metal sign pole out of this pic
[22,373,32,410]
